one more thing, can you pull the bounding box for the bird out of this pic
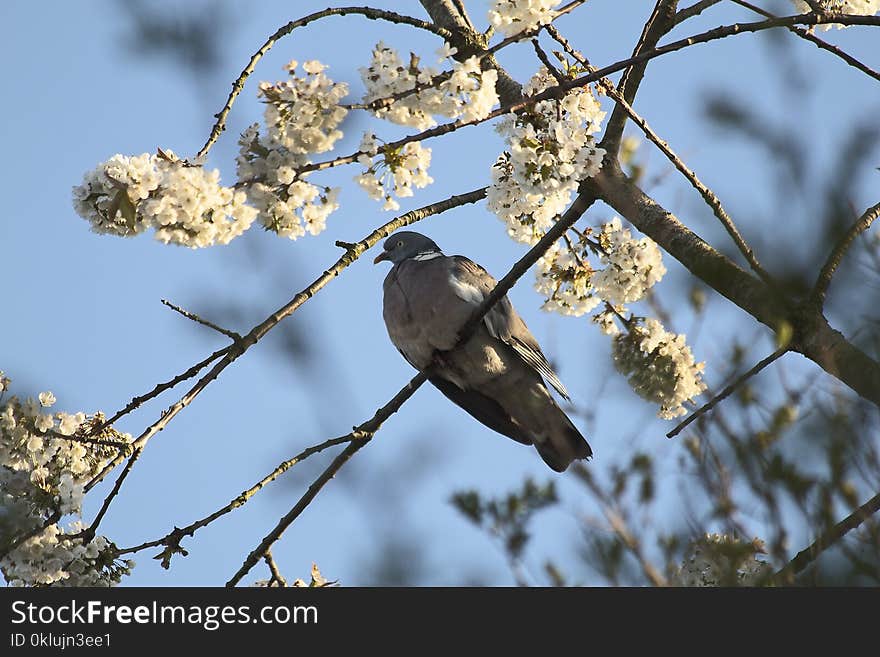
[374,230,592,472]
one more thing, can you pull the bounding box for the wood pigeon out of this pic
[374,231,592,472]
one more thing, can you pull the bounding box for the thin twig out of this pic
[812,200,880,305]
[114,434,355,557]
[546,24,774,284]
[730,0,880,84]
[554,0,589,19]
[91,346,231,436]
[82,445,146,542]
[673,0,723,26]
[295,12,880,180]
[263,551,287,587]
[667,347,789,438]
[161,299,242,341]
[604,0,678,156]
[226,373,428,586]
[572,463,668,586]
[774,490,880,584]
[40,429,130,450]
[195,7,454,160]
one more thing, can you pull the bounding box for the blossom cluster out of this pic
[236,60,347,239]
[1,372,133,586]
[259,60,349,156]
[591,217,667,304]
[488,0,560,37]
[611,317,707,419]
[359,42,499,130]
[488,67,606,245]
[355,133,433,211]
[671,534,773,587]
[533,217,665,317]
[790,0,880,29]
[72,151,257,248]
[237,124,340,239]
[4,521,133,587]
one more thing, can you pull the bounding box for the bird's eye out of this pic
[396,240,404,248]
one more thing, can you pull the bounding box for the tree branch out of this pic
[226,372,428,587]
[812,200,880,305]
[730,0,880,84]
[774,490,880,584]
[160,299,242,342]
[91,346,231,436]
[85,189,487,495]
[114,433,358,558]
[195,6,455,160]
[588,163,880,406]
[226,188,600,587]
[673,0,723,26]
[546,23,774,283]
[666,347,789,438]
[603,0,679,156]
[263,551,287,587]
[419,0,523,104]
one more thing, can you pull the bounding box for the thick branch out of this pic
[546,24,773,283]
[419,0,523,104]
[590,164,880,406]
[603,0,679,155]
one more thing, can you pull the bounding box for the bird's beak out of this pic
[373,251,390,264]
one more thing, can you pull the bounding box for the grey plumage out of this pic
[374,231,592,472]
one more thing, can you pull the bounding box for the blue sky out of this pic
[2,1,878,585]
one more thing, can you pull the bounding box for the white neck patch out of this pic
[412,251,443,261]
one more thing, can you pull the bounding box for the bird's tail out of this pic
[534,406,592,473]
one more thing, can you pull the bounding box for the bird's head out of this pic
[373,231,442,265]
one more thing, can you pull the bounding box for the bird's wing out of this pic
[448,256,571,401]
[428,375,532,445]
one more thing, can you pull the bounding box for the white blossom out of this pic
[38,391,56,408]
[490,67,606,244]
[236,124,340,240]
[533,218,665,316]
[73,151,257,248]
[359,42,498,130]
[1,376,133,586]
[258,59,349,155]
[234,59,346,240]
[534,242,600,317]
[591,217,666,304]
[488,0,560,37]
[789,0,880,29]
[612,316,707,419]
[356,135,433,210]
[72,153,161,236]
[671,534,773,587]
[141,151,258,248]
[592,309,622,336]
